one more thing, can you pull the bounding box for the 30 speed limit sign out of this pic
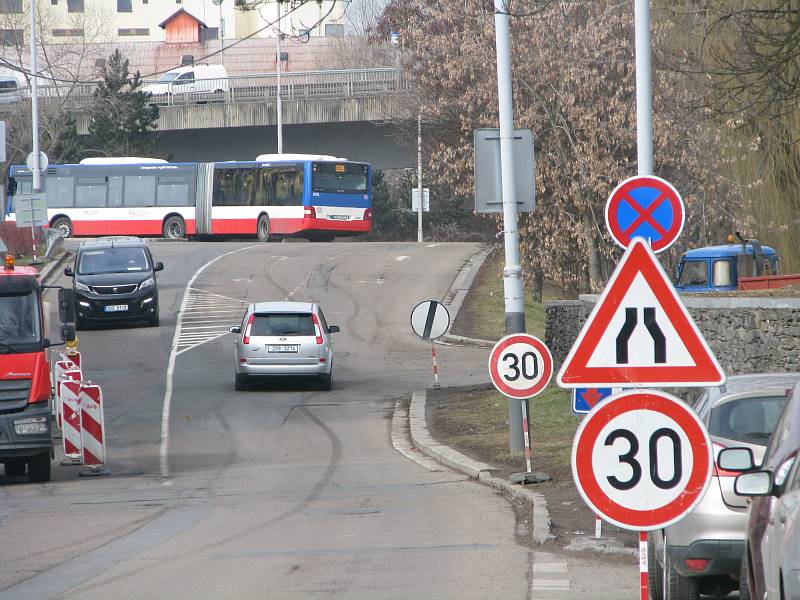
[489,334,553,399]
[572,389,713,531]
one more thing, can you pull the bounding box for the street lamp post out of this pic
[211,0,225,67]
[276,0,283,153]
[29,0,42,262]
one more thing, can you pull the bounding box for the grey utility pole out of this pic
[212,0,225,67]
[493,0,526,453]
[29,0,41,194]
[417,112,423,243]
[634,0,653,176]
[276,1,283,153]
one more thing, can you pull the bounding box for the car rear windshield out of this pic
[312,162,368,194]
[709,395,788,445]
[78,247,149,275]
[251,313,314,336]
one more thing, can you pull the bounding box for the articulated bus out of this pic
[5,154,372,241]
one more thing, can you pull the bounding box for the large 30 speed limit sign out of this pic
[489,334,553,399]
[572,390,713,531]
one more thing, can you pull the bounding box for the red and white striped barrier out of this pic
[79,384,106,468]
[65,351,81,369]
[54,361,81,430]
[60,380,83,463]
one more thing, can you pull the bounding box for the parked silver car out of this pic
[229,302,339,391]
[648,373,800,600]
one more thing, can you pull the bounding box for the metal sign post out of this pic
[488,333,554,484]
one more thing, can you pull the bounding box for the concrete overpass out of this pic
[72,68,416,169]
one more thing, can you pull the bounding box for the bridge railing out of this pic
[0,67,407,111]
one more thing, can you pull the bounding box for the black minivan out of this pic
[64,236,163,328]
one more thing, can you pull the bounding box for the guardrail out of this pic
[0,67,408,110]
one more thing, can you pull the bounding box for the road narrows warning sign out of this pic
[556,238,725,388]
[571,389,713,531]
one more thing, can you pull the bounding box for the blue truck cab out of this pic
[674,240,779,292]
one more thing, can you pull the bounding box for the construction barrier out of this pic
[59,380,83,464]
[65,350,81,369]
[79,384,106,468]
[54,360,81,430]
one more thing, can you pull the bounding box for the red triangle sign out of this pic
[557,238,725,388]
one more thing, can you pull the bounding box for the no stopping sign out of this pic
[488,334,553,399]
[571,390,713,531]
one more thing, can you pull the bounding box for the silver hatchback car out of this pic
[649,373,800,600]
[229,302,339,390]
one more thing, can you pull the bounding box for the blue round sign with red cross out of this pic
[605,175,685,253]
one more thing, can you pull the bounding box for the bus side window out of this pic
[274,169,301,206]
[75,177,108,208]
[44,175,74,207]
[123,175,156,207]
[108,176,123,208]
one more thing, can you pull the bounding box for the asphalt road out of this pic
[0,240,638,599]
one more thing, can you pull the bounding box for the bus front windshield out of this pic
[78,248,149,275]
[0,292,41,350]
[312,163,368,195]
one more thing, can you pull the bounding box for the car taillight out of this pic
[684,558,709,572]
[364,208,372,221]
[304,206,316,219]
[242,314,255,345]
[311,313,323,344]
[713,442,740,478]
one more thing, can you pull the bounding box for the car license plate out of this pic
[268,344,299,353]
[329,215,349,221]
[104,304,128,313]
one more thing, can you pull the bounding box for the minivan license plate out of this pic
[269,344,299,353]
[104,304,128,312]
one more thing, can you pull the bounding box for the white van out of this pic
[141,64,229,100]
[0,69,24,104]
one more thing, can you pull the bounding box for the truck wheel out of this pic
[4,460,25,477]
[51,217,73,238]
[163,215,186,240]
[27,453,51,483]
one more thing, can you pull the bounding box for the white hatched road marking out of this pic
[176,288,248,355]
[531,556,570,597]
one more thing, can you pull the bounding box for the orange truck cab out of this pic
[0,255,75,482]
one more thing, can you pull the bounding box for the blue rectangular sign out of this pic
[572,387,616,415]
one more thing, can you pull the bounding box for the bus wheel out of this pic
[257,215,270,242]
[163,216,186,240]
[51,217,72,238]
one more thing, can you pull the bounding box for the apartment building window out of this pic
[0,0,22,14]
[53,28,84,37]
[118,28,149,37]
[0,29,23,45]
[199,27,218,42]
[68,0,84,12]
[116,0,132,12]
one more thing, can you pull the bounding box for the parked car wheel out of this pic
[234,373,249,391]
[318,372,332,391]
[665,545,700,600]
[148,312,160,327]
[27,452,51,483]
[647,536,663,600]
[738,551,751,600]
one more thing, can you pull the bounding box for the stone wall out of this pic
[545,296,800,376]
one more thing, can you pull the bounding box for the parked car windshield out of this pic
[78,247,149,275]
[251,313,314,336]
[159,72,180,82]
[709,395,788,445]
[0,291,41,349]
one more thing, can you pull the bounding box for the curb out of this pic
[409,390,552,545]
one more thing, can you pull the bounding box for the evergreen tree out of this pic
[86,49,159,157]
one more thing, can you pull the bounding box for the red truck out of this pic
[0,253,75,482]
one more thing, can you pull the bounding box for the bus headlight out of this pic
[14,416,48,435]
